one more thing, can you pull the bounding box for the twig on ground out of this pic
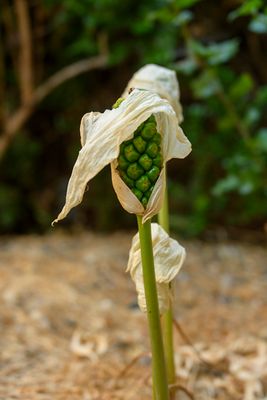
[117,351,151,378]
[169,383,195,400]
[174,319,212,368]
[174,319,228,377]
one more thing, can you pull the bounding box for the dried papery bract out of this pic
[127,223,186,313]
[53,89,191,225]
[122,63,183,123]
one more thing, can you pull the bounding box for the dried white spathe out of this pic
[53,89,191,225]
[122,64,183,123]
[127,223,186,314]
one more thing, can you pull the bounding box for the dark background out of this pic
[0,0,266,238]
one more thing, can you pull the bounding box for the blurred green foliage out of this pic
[0,0,266,236]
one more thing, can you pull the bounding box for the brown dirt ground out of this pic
[0,231,266,400]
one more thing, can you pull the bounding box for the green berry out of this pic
[124,144,140,162]
[153,154,162,168]
[120,140,131,153]
[141,196,148,207]
[118,154,129,171]
[145,185,154,199]
[133,135,147,153]
[147,115,156,124]
[120,171,134,188]
[147,142,159,158]
[152,133,161,145]
[141,123,157,140]
[136,122,145,133]
[127,163,144,180]
[147,166,160,182]
[132,188,143,201]
[113,97,125,109]
[139,154,153,171]
[136,175,151,192]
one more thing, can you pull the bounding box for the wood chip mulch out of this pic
[0,231,266,399]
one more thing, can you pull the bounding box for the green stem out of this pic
[158,178,170,233]
[137,216,169,400]
[162,308,175,385]
[158,171,176,398]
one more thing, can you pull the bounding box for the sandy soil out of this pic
[0,231,266,400]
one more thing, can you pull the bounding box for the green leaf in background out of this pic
[173,0,201,9]
[249,13,267,33]
[173,10,194,26]
[213,175,251,196]
[173,58,198,75]
[192,70,221,98]
[207,40,240,65]
[229,73,253,100]
[254,129,267,152]
[189,39,239,66]
[254,85,267,107]
[245,107,261,127]
[228,0,263,20]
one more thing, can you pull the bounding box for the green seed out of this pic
[147,142,159,158]
[141,123,157,140]
[113,97,125,109]
[136,122,145,133]
[127,163,144,180]
[120,140,131,153]
[120,171,134,188]
[139,154,153,171]
[152,133,161,145]
[118,154,129,171]
[147,166,160,182]
[132,188,143,201]
[145,185,154,199]
[133,135,147,153]
[124,144,140,162]
[153,154,162,168]
[141,196,148,207]
[147,115,156,124]
[136,175,151,192]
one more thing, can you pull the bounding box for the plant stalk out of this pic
[137,216,169,400]
[158,171,176,398]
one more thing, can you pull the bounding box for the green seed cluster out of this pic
[113,98,163,208]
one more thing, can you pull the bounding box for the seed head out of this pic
[114,100,163,208]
